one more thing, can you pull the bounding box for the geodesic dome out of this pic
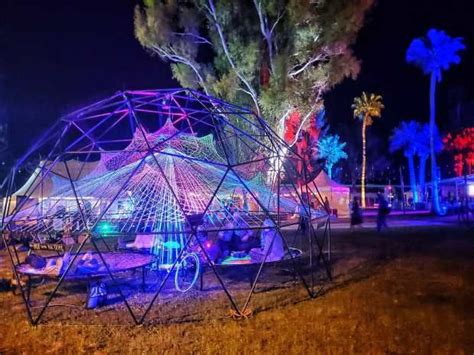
[1,89,332,325]
[3,89,326,244]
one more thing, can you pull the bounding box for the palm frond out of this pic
[352,92,384,124]
[406,28,465,80]
[389,120,420,155]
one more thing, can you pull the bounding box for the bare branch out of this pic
[288,54,324,78]
[252,0,275,73]
[236,87,254,97]
[270,10,285,35]
[288,43,347,80]
[171,32,213,46]
[150,44,210,95]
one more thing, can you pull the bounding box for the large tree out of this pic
[352,92,384,208]
[134,0,374,141]
[389,120,420,204]
[406,28,464,214]
[444,127,474,177]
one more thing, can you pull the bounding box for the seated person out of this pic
[231,213,259,253]
[24,252,72,276]
[250,218,285,263]
[76,252,103,274]
[217,221,234,262]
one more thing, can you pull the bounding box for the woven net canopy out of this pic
[3,89,326,248]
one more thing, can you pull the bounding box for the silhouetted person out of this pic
[376,193,389,232]
[458,196,470,225]
[324,196,331,215]
[350,197,363,232]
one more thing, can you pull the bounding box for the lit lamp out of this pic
[468,183,474,198]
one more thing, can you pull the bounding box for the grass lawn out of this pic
[0,223,473,353]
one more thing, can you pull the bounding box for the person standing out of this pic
[350,197,363,232]
[376,193,389,232]
[323,196,331,215]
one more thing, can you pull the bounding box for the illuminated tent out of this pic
[6,159,102,214]
[306,171,350,217]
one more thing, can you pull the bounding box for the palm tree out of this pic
[317,134,348,179]
[390,121,420,204]
[352,92,384,207]
[415,123,442,201]
[406,29,464,214]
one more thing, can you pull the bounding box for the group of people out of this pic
[350,192,390,233]
[214,213,285,264]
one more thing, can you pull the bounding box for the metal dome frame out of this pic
[1,88,332,325]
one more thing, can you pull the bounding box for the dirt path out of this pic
[0,225,473,353]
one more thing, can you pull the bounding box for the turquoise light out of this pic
[163,240,181,249]
[96,221,115,235]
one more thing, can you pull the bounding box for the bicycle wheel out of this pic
[174,253,200,292]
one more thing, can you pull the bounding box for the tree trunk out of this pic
[407,153,418,205]
[361,117,367,208]
[429,73,442,215]
[327,163,333,179]
[418,155,427,202]
[399,166,406,214]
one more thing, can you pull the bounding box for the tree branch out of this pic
[277,108,292,137]
[150,44,210,95]
[289,110,314,147]
[205,0,261,116]
[270,10,285,35]
[288,54,324,78]
[287,38,348,80]
[171,32,213,46]
[252,0,274,73]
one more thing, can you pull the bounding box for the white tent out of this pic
[306,171,351,217]
[5,159,103,215]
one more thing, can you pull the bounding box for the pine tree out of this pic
[135,0,374,139]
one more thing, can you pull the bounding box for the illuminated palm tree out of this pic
[352,92,384,207]
[415,123,442,201]
[390,121,420,204]
[406,28,464,214]
[317,134,348,179]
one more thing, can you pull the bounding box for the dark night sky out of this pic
[326,0,474,152]
[1,0,473,178]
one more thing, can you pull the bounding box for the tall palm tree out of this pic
[390,121,420,204]
[415,123,442,201]
[352,92,384,208]
[317,134,348,179]
[406,28,464,214]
